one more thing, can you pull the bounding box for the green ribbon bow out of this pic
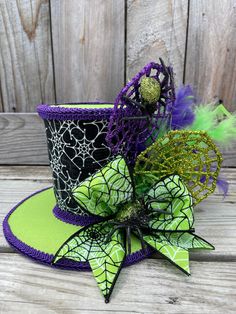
[53,154,214,303]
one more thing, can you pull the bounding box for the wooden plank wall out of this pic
[127,0,188,85]
[0,0,55,112]
[185,0,236,111]
[51,0,125,103]
[0,0,236,165]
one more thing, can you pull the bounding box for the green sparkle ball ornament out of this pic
[139,77,161,104]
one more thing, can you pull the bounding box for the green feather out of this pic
[189,105,216,131]
[208,115,236,144]
[187,104,236,147]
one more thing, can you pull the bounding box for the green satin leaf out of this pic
[161,232,214,250]
[144,234,190,275]
[72,156,133,217]
[53,221,126,303]
[145,175,194,231]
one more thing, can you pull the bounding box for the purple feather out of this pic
[216,177,229,198]
[200,173,229,199]
[200,164,229,199]
[171,85,195,129]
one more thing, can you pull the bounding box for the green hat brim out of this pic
[3,188,152,268]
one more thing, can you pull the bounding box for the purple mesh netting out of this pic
[106,60,175,164]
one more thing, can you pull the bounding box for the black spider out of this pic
[105,199,174,255]
[122,58,174,121]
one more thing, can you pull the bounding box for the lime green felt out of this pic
[54,104,114,109]
[8,188,79,254]
[7,188,142,255]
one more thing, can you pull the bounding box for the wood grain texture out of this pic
[185,0,236,111]
[0,165,51,180]
[0,88,3,112]
[50,0,125,103]
[0,254,235,313]
[0,0,55,112]
[0,166,236,312]
[127,0,188,86]
[0,166,236,260]
[1,113,236,166]
[222,143,236,167]
[0,113,48,164]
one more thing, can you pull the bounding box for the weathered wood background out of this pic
[0,1,236,313]
[0,0,236,165]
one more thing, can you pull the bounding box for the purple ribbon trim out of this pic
[37,103,114,121]
[3,188,154,270]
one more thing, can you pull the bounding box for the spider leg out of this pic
[158,99,166,106]
[126,226,132,255]
[109,221,122,225]
[161,77,169,88]
[159,58,169,77]
[150,208,173,215]
[122,112,165,121]
[159,57,166,68]
[121,95,142,108]
[105,225,122,243]
[146,200,173,215]
[146,198,168,204]
[135,226,146,252]
[122,115,149,121]
[162,86,172,93]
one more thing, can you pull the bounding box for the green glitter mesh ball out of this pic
[139,77,161,104]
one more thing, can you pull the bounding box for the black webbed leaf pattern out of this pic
[53,221,126,303]
[144,175,194,231]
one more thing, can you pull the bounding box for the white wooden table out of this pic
[0,166,235,313]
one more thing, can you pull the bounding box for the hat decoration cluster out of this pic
[53,59,236,303]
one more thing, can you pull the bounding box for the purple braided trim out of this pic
[3,188,154,270]
[37,102,114,121]
[53,205,103,226]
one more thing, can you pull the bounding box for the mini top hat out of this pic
[3,59,235,303]
[38,102,114,225]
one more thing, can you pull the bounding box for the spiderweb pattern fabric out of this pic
[72,156,133,217]
[106,60,175,163]
[143,234,190,274]
[44,119,112,215]
[135,130,223,205]
[53,166,215,301]
[53,221,125,302]
[144,175,194,231]
[161,232,214,250]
